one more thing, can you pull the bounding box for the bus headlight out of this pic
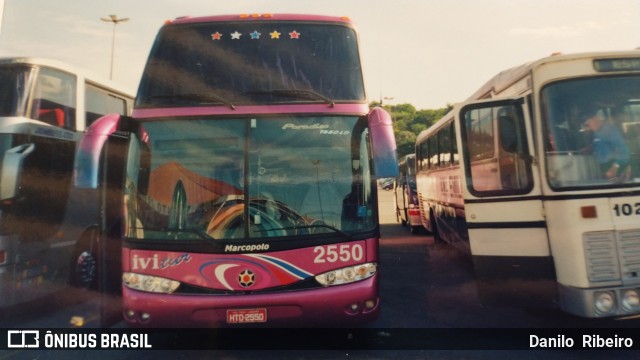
[315,263,376,286]
[621,289,640,312]
[123,272,180,294]
[594,291,616,315]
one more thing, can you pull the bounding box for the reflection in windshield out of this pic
[124,116,375,242]
[541,76,640,188]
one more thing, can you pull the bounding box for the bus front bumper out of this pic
[559,283,640,318]
[122,275,379,327]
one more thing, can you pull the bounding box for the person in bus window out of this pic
[581,108,630,180]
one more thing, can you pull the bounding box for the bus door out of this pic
[457,98,556,307]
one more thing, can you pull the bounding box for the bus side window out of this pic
[451,123,459,166]
[462,103,533,195]
[32,67,76,130]
[86,84,128,128]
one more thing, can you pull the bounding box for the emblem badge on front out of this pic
[238,269,255,287]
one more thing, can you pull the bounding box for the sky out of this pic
[0,0,639,110]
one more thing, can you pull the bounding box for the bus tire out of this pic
[70,227,99,290]
[430,210,444,244]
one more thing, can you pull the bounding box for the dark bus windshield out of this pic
[124,116,375,242]
[136,21,365,108]
[0,65,33,117]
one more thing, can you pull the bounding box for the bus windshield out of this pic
[541,75,640,189]
[136,21,365,108]
[124,116,375,242]
[0,65,33,117]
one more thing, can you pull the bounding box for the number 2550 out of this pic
[313,244,364,263]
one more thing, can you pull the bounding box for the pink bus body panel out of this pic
[123,238,380,326]
[125,239,376,291]
[123,275,378,327]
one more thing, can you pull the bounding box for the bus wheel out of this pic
[430,211,444,244]
[73,251,97,289]
[70,228,99,290]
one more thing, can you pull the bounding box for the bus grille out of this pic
[584,232,620,282]
[617,230,640,282]
[584,230,640,284]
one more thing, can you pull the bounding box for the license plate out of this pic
[226,308,267,324]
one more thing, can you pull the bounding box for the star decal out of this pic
[211,32,223,40]
[230,31,242,40]
[250,30,261,39]
[270,31,281,39]
[289,30,301,39]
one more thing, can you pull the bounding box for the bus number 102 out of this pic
[313,244,364,263]
[613,203,640,217]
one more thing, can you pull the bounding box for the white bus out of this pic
[0,57,133,307]
[394,154,422,234]
[416,50,640,318]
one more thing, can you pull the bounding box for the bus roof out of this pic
[0,57,87,74]
[166,13,355,26]
[417,49,640,146]
[466,49,640,101]
[0,57,134,97]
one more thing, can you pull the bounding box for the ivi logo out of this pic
[7,330,39,348]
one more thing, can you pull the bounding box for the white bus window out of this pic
[32,67,76,129]
[541,76,640,188]
[450,123,459,166]
[86,84,128,127]
[462,103,532,195]
[466,107,494,162]
[0,65,33,117]
[438,126,451,167]
[417,140,428,171]
[428,136,438,169]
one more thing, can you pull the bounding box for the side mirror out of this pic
[0,143,35,200]
[73,113,124,189]
[368,107,399,178]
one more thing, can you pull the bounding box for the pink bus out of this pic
[75,14,397,326]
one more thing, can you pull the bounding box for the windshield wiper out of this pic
[256,223,354,240]
[150,93,235,110]
[246,89,335,107]
[134,227,217,243]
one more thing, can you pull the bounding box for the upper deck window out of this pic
[0,65,33,117]
[136,21,365,108]
[31,67,76,129]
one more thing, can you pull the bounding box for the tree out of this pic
[370,102,452,159]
